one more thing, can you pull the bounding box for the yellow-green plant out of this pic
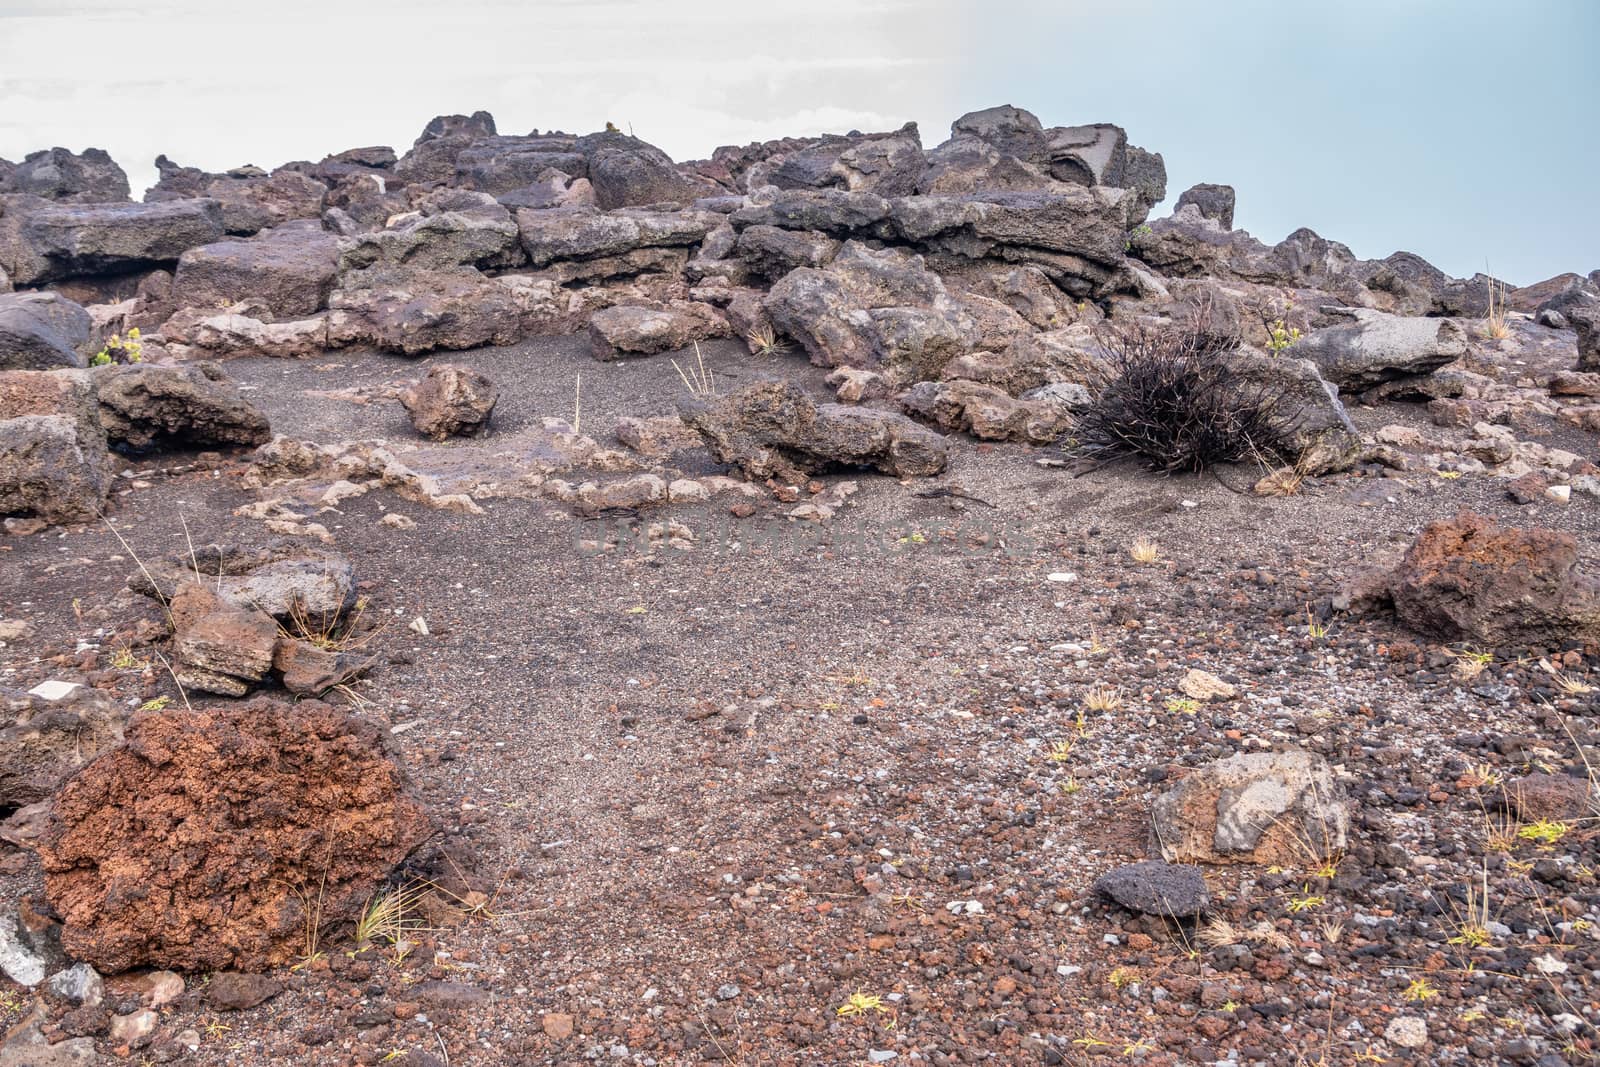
[91,327,143,367]
[837,990,893,1020]
[1517,819,1569,847]
[1402,978,1439,1002]
[1264,319,1302,355]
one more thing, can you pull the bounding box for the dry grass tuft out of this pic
[1129,536,1161,564]
[745,325,790,357]
[672,341,717,399]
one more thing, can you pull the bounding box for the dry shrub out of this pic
[1072,320,1296,474]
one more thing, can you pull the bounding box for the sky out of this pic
[1,0,1594,284]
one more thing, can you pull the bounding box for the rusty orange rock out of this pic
[39,698,432,973]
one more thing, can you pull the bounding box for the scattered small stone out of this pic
[1178,668,1236,702]
[204,971,282,1011]
[1384,1015,1428,1050]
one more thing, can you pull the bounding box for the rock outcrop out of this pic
[0,291,91,371]
[683,379,950,481]
[2,147,130,204]
[0,368,110,523]
[0,197,226,285]
[0,686,127,809]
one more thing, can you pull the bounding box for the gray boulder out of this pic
[3,147,130,203]
[1293,307,1467,391]
[394,110,499,186]
[171,224,342,319]
[0,291,91,370]
[338,190,523,272]
[451,135,586,194]
[127,540,355,622]
[0,368,110,524]
[1569,301,1600,371]
[1,686,127,809]
[1094,861,1210,918]
[765,241,981,382]
[1223,348,1361,475]
[900,378,1073,444]
[764,123,925,198]
[734,224,840,281]
[516,206,718,269]
[587,303,729,360]
[148,160,328,235]
[0,197,226,285]
[94,362,272,450]
[731,188,892,235]
[683,378,950,481]
[0,414,110,523]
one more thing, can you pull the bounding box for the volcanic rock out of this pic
[0,686,127,809]
[399,364,500,439]
[39,697,433,972]
[1151,750,1348,865]
[683,379,950,481]
[1374,510,1600,648]
[0,291,91,370]
[170,224,341,319]
[1094,861,1210,918]
[93,362,271,450]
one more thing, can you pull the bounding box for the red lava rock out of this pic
[542,1012,575,1040]
[1373,510,1600,648]
[1500,772,1593,822]
[39,698,433,973]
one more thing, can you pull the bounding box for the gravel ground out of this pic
[2,331,1598,1066]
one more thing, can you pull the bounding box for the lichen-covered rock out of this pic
[327,267,523,355]
[399,364,500,440]
[1377,511,1600,648]
[337,190,523,273]
[1221,348,1362,475]
[765,241,980,383]
[126,540,355,621]
[1293,307,1467,391]
[94,362,271,450]
[39,698,433,972]
[0,399,110,524]
[0,368,109,526]
[157,309,329,361]
[587,302,729,360]
[0,687,127,808]
[1151,750,1348,866]
[899,378,1073,443]
[683,379,949,481]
